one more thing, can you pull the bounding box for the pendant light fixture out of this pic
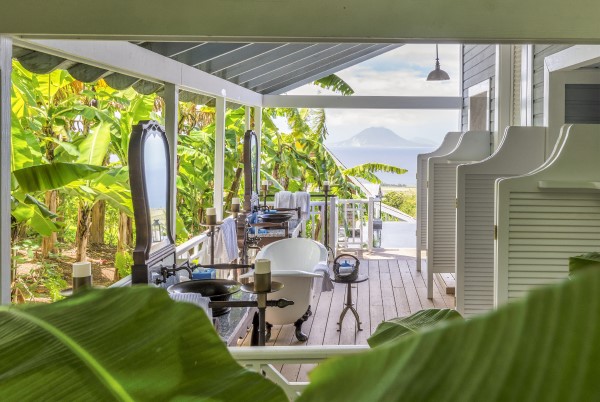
[426,44,450,81]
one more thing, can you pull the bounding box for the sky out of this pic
[282,44,461,146]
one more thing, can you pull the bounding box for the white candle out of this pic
[206,207,216,216]
[232,197,240,205]
[262,180,269,186]
[254,259,271,274]
[73,261,91,278]
[323,181,330,186]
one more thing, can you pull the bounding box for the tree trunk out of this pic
[117,211,132,253]
[89,200,106,245]
[75,202,93,262]
[41,190,58,258]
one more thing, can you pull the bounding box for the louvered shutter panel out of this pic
[456,127,546,317]
[495,124,600,306]
[426,131,491,298]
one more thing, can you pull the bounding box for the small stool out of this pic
[332,274,369,331]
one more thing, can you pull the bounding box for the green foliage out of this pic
[368,308,463,348]
[299,269,600,402]
[569,252,600,276]
[383,190,416,218]
[312,74,355,95]
[343,163,407,184]
[114,250,133,278]
[0,287,286,401]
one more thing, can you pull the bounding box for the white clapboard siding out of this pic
[455,127,546,317]
[426,130,491,299]
[416,132,463,271]
[495,124,600,306]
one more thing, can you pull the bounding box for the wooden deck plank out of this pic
[390,259,411,317]
[368,259,386,333]
[355,258,372,345]
[434,273,455,308]
[380,259,399,321]
[399,259,423,314]
[322,277,346,345]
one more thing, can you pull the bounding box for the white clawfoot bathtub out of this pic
[242,238,327,341]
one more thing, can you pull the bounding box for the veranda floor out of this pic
[236,249,455,382]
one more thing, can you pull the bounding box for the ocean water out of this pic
[328,146,436,186]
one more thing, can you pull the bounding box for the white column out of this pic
[520,45,534,126]
[253,106,262,170]
[245,106,252,131]
[163,83,179,239]
[214,96,226,220]
[494,44,513,149]
[0,36,12,305]
[367,197,374,252]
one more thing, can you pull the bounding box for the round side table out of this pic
[332,274,369,331]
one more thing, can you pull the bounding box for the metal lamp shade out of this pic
[426,44,450,81]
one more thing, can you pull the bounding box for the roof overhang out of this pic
[1,0,599,43]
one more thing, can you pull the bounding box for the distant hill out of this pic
[331,127,431,148]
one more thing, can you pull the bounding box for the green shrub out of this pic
[383,190,416,218]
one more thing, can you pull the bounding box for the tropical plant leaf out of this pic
[13,163,109,192]
[76,122,112,165]
[300,269,600,402]
[569,252,600,276]
[368,308,463,348]
[0,287,286,402]
[343,163,407,184]
[312,74,355,95]
[29,205,62,236]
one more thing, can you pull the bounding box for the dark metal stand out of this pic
[332,274,369,331]
[206,223,221,266]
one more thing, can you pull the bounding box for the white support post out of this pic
[494,44,513,149]
[520,45,534,126]
[367,197,374,252]
[253,106,262,171]
[214,96,226,220]
[0,36,12,305]
[163,83,179,239]
[245,106,252,131]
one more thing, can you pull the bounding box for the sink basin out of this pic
[168,279,241,316]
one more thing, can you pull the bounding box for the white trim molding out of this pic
[0,36,12,305]
[494,44,512,149]
[543,45,600,156]
[262,95,462,109]
[520,45,534,126]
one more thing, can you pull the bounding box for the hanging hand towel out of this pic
[274,191,293,209]
[293,191,311,220]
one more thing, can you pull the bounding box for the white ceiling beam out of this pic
[1,0,599,43]
[544,45,600,72]
[13,39,263,106]
[262,95,462,109]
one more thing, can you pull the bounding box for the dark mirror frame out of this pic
[243,129,259,211]
[129,120,175,283]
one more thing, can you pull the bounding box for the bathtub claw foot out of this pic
[266,322,273,342]
[302,305,312,321]
[294,319,308,342]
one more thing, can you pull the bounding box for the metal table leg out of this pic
[337,282,362,331]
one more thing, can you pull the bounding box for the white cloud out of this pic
[285,44,462,145]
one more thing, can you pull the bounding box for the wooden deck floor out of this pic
[236,250,455,382]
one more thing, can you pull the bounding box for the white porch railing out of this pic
[231,345,369,401]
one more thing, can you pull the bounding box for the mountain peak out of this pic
[332,127,430,148]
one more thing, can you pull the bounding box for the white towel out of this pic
[169,292,213,321]
[293,191,311,220]
[312,261,334,292]
[274,191,293,209]
[214,217,239,263]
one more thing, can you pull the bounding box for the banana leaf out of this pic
[77,122,112,165]
[569,252,600,276]
[13,163,109,193]
[367,308,463,348]
[0,287,286,402]
[300,269,600,402]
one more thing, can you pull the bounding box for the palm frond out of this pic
[343,163,407,183]
[312,74,355,95]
